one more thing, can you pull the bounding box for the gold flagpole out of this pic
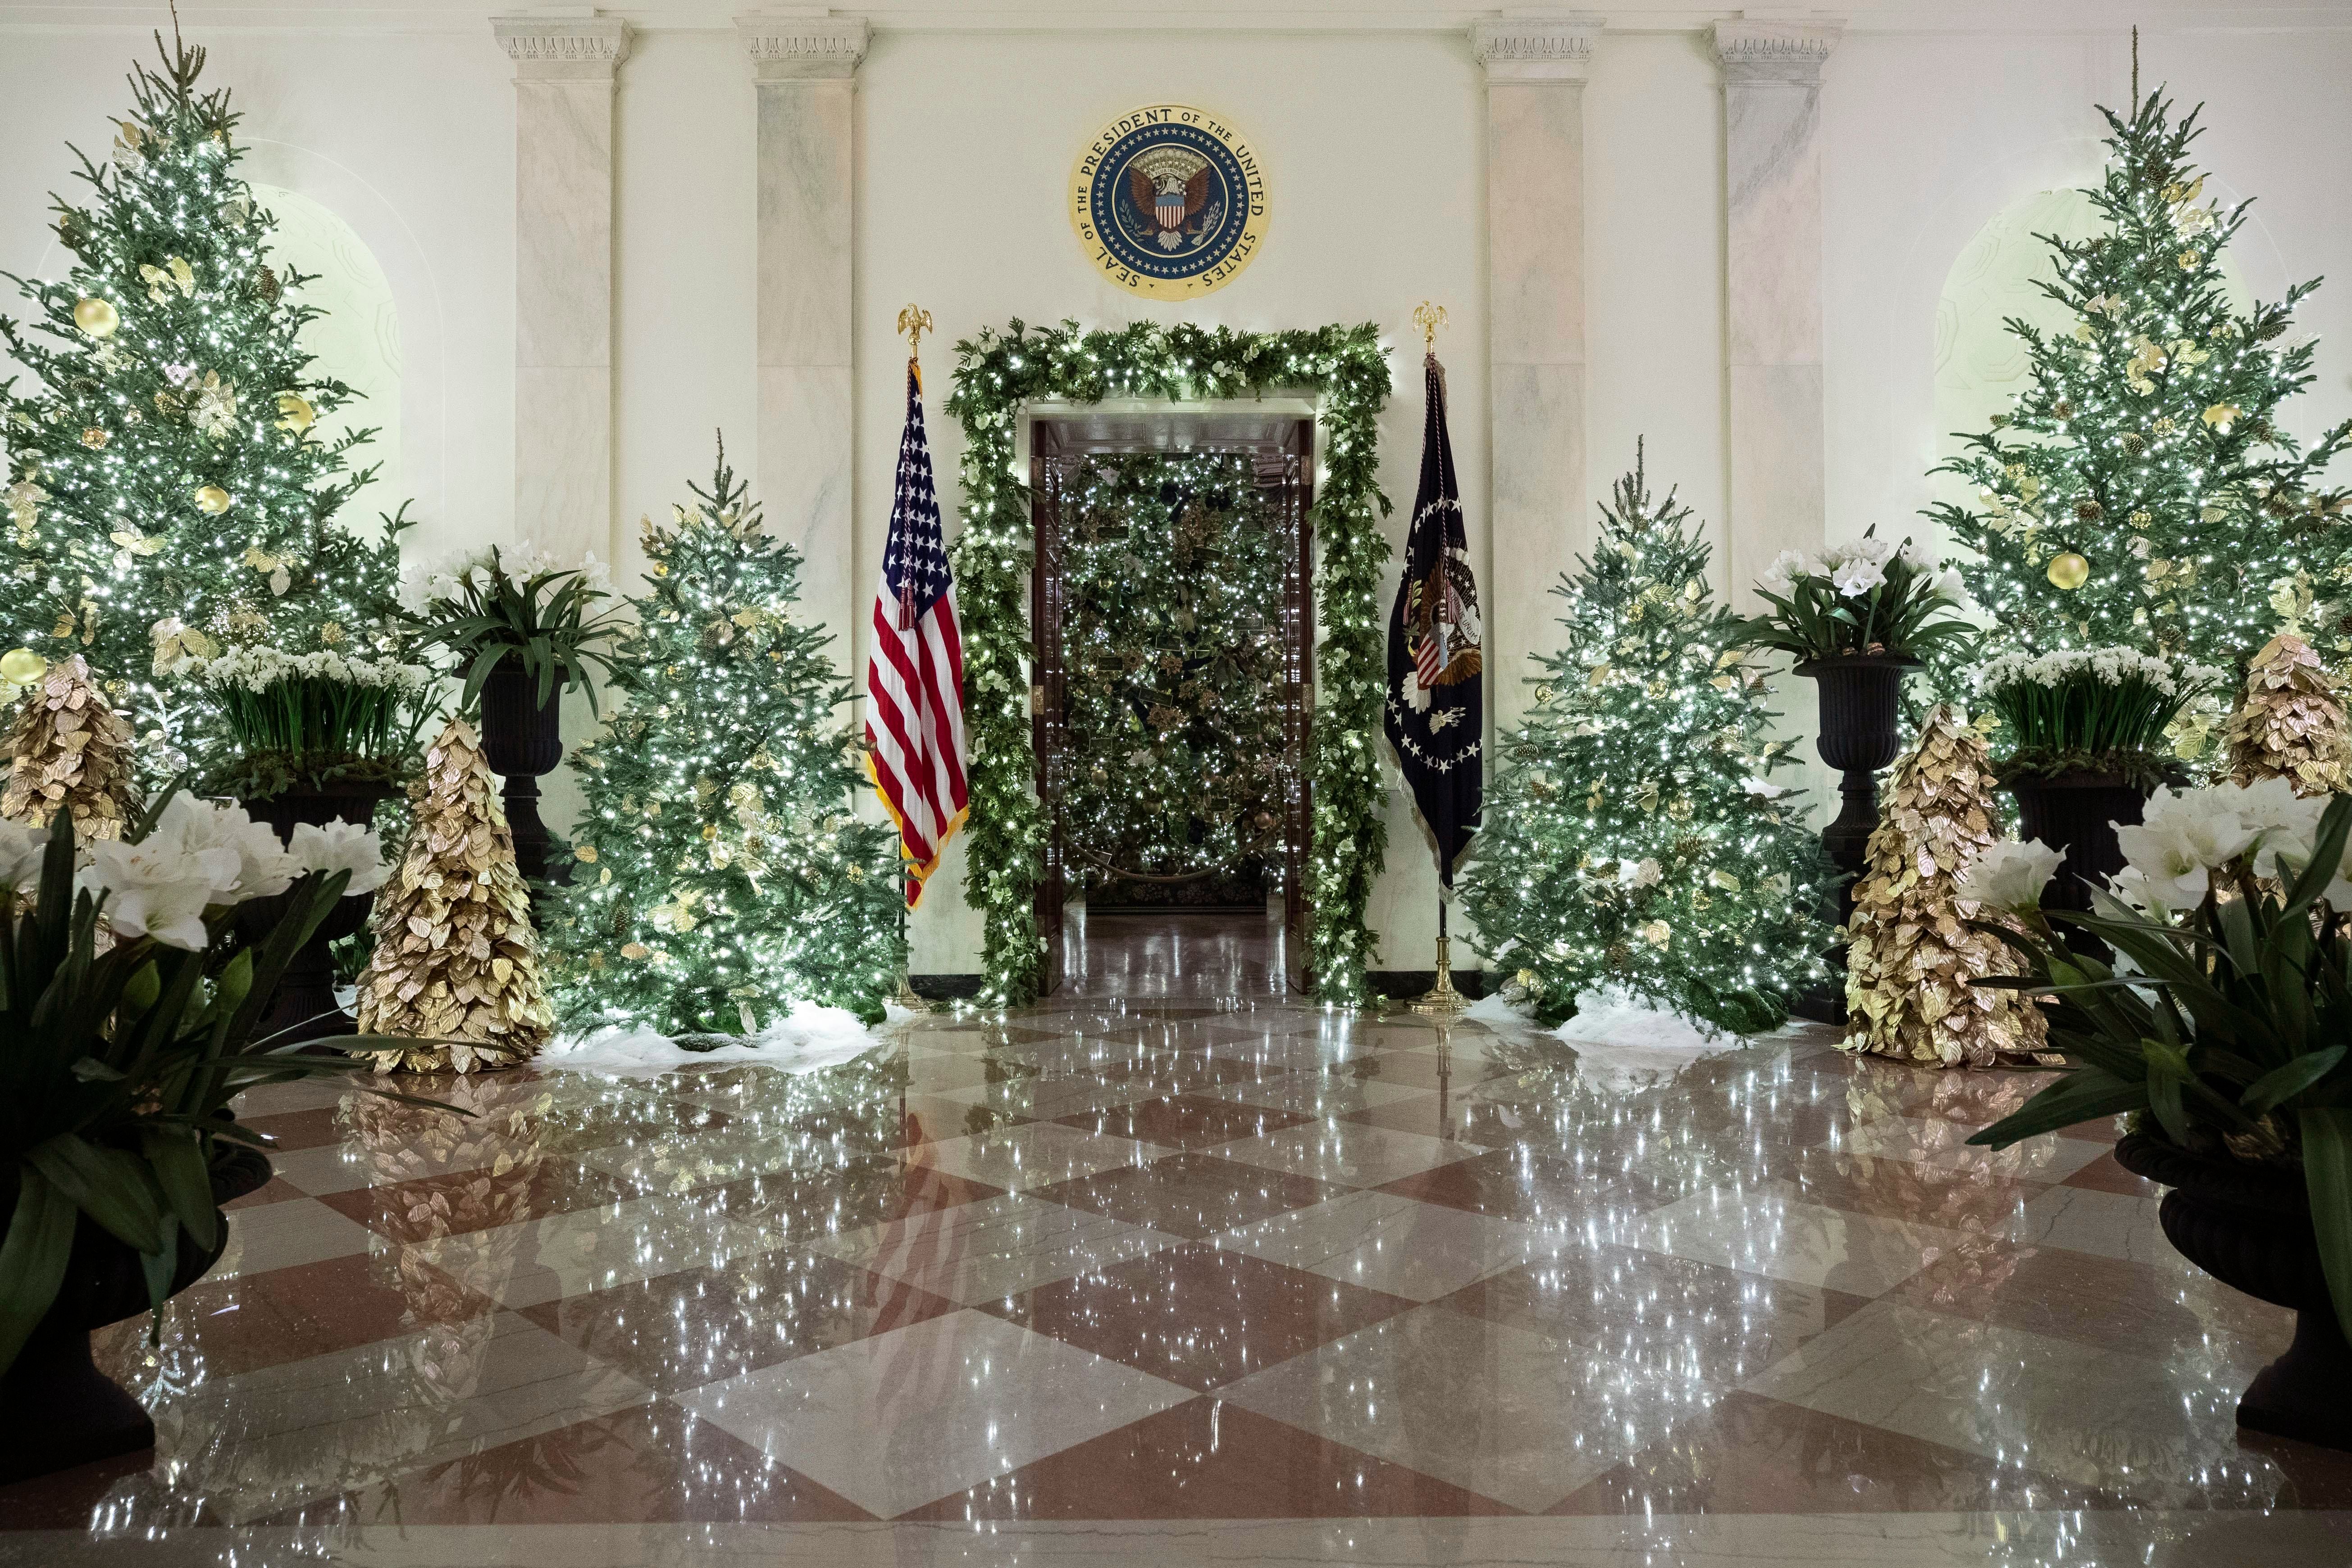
[1406,300,1470,1020]
[888,303,936,1017]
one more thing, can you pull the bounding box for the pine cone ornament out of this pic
[354,718,555,1071]
[1,654,137,841]
[1844,707,2048,1068]
[2225,633,2352,798]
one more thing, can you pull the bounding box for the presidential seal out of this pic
[1070,105,1268,300]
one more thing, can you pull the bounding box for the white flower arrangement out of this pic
[1975,646,2226,698]
[396,539,611,615]
[2109,777,2332,913]
[1735,528,1976,664]
[1954,838,2068,911]
[66,795,386,951]
[193,646,433,695]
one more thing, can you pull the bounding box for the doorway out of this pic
[1028,410,1316,997]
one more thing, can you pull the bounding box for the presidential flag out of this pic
[1382,352,1483,885]
[866,361,969,907]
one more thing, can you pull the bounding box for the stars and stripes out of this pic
[865,362,968,907]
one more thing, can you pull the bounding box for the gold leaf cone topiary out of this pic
[2226,632,2352,798]
[1,654,137,841]
[355,717,554,1071]
[1844,705,2048,1068]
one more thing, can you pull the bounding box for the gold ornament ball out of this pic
[193,484,232,515]
[72,297,119,337]
[0,647,47,686]
[2047,552,2091,591]
[275,392,315,434]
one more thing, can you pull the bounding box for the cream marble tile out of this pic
[2001,1185,2173,1265]
[213,1199,377,1280]
[1207,1119,1489,1188]
[148,1310,651,1524]
[1216,1190,1551,1301]
[407,1192,772,1309]
[264,1140,383,1197]
[1631,1182,1965,1295]
[1221,1304,1719,1513]
[573,1122,836,1194]
[1744,1299,2267,1506]
[231,1077,357,1117]
[912,1122,1167,1194]
[1206,1073,1431,1117]
[676,1308,1192,1518]
[805,1192,1183,1307]
[1840,1116,2107,1181]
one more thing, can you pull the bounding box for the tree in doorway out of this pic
[1459,446,1834,1035]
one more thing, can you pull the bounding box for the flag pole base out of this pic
[890,973,931,1015]
[1408,934,1471,1018]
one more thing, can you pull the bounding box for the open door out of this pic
[1029,446,1070,997]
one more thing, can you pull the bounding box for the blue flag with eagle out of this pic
[1383,352,1483,885]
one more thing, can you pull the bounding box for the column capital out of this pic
[1471,12,1605,84]
[491,11,630,82]
[736,11,870,82]
[1712,14,1844,84]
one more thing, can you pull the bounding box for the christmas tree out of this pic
[541,443,903,1033]
[1845,707,2048,1068]
[1928,93,2352,675]
[1061,454,1288,904]
[0,24,402,778]
[353,718,553,1073]
[1457,447,1832,1035]
[2226,632,2352,797]
[0,655,138,842]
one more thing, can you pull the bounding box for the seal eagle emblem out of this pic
[1071,105,1268,300]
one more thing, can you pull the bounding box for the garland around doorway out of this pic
[945,319,1394,1007]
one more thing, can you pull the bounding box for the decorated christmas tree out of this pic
[353,718,553,1073]
[1928,93,2351,675]
[0,24,402,778]
[1846,707,2048,1068]
[1458,447,1832,1035]
[2226,632,2352,796]
[541,444,902,1033]
[1061,453,1288,904]
[0,654,138,841]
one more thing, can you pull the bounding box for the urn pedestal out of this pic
[239,781,397,1041]
[479,658,567,905]
[1793,654,1915,1025]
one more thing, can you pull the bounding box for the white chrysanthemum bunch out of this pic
[0,795,385,951]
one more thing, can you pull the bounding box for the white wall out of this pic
[5,4,2351,978]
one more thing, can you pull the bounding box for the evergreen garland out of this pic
[1458,449,1834,1035]
[1928,93,2352,683]
[946,319,1392,1006]
[0,26,403,781]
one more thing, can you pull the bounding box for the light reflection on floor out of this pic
[4,910,2350,1565]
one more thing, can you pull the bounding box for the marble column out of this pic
[1714,15,1842,606]
[492,13,629,566]
[737,12,867,649]
[1472,13,1600,724]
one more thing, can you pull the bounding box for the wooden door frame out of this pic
[1026,411,1318,994]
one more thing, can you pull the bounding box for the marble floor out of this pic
[4,911,2351,1565]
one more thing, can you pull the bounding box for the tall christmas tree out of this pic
[1458,448,1832,1035]
[0,24,401,777]
[1928,92,2352,674]
[541,444,903,1033]
[1061,453,1288,903]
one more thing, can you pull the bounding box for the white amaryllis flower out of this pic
[1955,839,2066,911]
[79,830,241,951]
[2115,786,2260,910]
[287,820,388,896]
[1831,556,1887,597]
[1930,566,1969,602]
[0,819,46,894]
[1756,550,1811,598]
[2227,777,2328,874]
[154,794,299,900]
[1896,537,1933,572]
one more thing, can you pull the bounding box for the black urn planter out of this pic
[1793,653,1917,1025]
[2002,770,2151,959]
[0,1141,272,1484]
[478,656,568,904]
[2115,1133,2352,1451]
[239,780,398,1043]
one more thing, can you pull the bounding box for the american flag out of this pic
[866,362,968,907]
